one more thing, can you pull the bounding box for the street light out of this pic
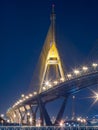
[48,84,52,87]
[82,66,88,71]
[26,96,29,99]
[34,91,37,95]
[21,94,25,98]
[45,81,49,86]
[67,74,72,78]
[29,93,33,97]
[92,63,97,68]
[43,87,46,90]
[95,93,98,101]
[74,70,80,75]
[60,78,65,82]
[90,89,98,106]
[54,80,58,85]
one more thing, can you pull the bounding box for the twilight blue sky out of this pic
[0,0,98,118]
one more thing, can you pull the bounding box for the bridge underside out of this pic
[7,72,98,126]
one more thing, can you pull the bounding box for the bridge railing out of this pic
[0,126,98,130]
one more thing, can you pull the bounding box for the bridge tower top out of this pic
[50,4,56,44]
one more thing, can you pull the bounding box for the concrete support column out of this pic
[18,108,24,125]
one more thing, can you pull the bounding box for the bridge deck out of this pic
[12,71,98,110]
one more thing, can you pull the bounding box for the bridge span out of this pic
[7,65,98,126]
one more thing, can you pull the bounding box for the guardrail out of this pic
[0,126,98,130]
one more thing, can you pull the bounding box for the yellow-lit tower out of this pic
[39,5,65,93]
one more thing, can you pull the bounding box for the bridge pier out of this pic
[14,110,20,124]
[12,111,17,123]
[29,105,38,126]
[27,113,30,125]
[54,96,68,125]
[40,108,44,126]
[37,96,52,126]
[29,105,34,126]
[18,108,23,124]
[24,106,31,125]
[18,107,28,125]
[8,112,14,123]
[31,112,36,126]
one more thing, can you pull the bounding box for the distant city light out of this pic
[59,120,64,127]
[59,122,63,126]
[29,117,32,123]
[73,95,75,99]
[83,119,86,123]
[77,117,81,121]
[7,119,10,123]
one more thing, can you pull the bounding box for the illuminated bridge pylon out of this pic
[6,5,67,126]
[39,5,65,93]
[7,5,98,127]
[7,6,98,125]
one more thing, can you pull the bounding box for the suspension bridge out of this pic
[6,5,98,126]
